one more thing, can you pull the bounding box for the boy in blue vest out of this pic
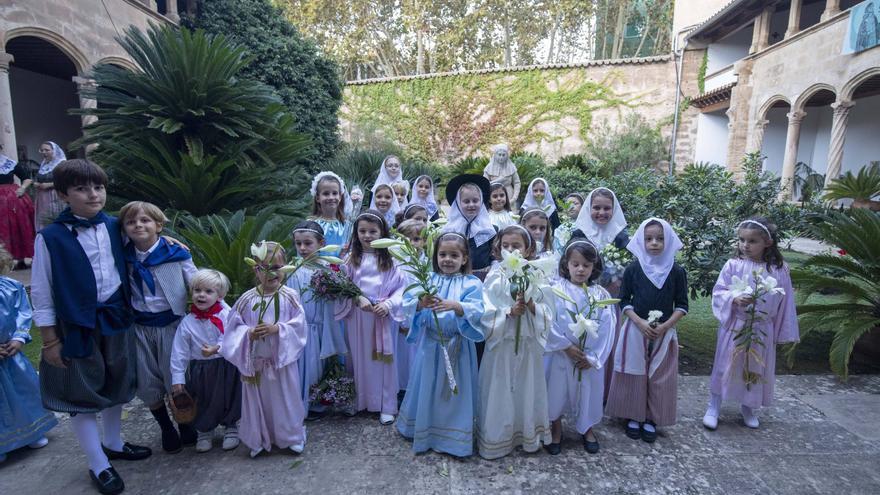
[31,159,151,495]
[120,201,198,454]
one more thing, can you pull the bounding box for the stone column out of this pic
[73,76,98,153]
[0,52,16,156]
[821,0,841,21]
[749,8,772,53]
[166,0,180,22]
[823,100,855,187]
[785,0,802,39]
[779,110,806,201]
[751,119,770,152]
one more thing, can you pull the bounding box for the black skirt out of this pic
[187,358,242,432]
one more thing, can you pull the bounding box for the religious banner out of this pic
[843,0,880,54]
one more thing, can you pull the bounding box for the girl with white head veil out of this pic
[482,144,521,210]
[572,187,629,298]
[443,174,496,276]
[408,175,439,221]
[33,141,67,231]
[519,177,561,230]
[309,171,354,257]
[605,217,688,442]
[369,183,401,228]
[372,155,404,191]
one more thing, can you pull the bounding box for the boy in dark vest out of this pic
[119,201,198,454]
[31,159,151,495]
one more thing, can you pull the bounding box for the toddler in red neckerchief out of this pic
[170,269,245,453]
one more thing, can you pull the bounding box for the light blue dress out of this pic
[286,267,348,411]
[313,218,351,258]
[0,276,57,455]
[396,273,484,457]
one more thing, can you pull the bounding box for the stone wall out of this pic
[341,56,697,165]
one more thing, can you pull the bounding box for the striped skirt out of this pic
[605,334,678,427]
[39,325,137,414]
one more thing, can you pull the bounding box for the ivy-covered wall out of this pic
[340,56,689,164]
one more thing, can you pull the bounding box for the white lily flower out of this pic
[552,287,577,305]
[647,310,663,325]
[500,249,526,277]
[277,265,297,275]
[757,275,786,296]
[729,275,753,298]
[251,242,269,261]
[321,255,345,264]
[528,255,558,278]
[569,314,599,341]
[319,245,341,253]
[370,238,404,249]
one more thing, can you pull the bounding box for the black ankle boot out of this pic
[178,423,197,446]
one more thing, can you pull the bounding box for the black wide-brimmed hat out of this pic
[445,174,491,206]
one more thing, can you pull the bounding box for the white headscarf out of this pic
[484,144,516,177]
[372,155,404,191]
[626,217,683,289]
[409,174,438,216]
[520,177,556,216]
[310,171,354,219]
[38,141,66,175]
[573,187,627,250]
[0,154,16,175]
[443,187,495,247]
[369,183,401,227]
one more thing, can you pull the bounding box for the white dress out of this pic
[477,264,553,459]
[545,279,616,434]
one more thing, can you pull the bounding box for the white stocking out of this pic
[101,405,125,451]
[70,413,111,474]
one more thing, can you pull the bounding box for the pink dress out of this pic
[336,253,406,415]
[709,259,799,408]
[225,286,308,451]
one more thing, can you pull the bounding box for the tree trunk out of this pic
[634,13,653,57]
[416,29,425,74]
[547,11,561,63]
[611,1,629,59]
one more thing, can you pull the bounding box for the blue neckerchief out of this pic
[124,237,191,296]
[55,208,108,231]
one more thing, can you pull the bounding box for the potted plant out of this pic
[823,162,880,211]
[790,209,880,379]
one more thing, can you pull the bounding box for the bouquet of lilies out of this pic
[498,249,557,355]
[243,241,344,324]
[371,233,459,395]
[600,244,631,283]
[553,285,619,381]
[728,268,785,389]
[646,310,663,355]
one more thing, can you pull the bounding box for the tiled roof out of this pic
[690,82,736,108]
[345,55,672,85]
[686,0,770,43]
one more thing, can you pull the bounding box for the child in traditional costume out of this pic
[31,159,151,494]
[336,210,408,425]
[309,171,353,258]
[544,240,615,455]
[392,180,410,209]
[519,178,560,229]
[0,244,57,464]
[605,218,688,443]
[392,218,428,401]
[398,232,485,457]
[370,183,401,228]
[702,217,799,430]
[488,181,516,230]
[520,207,558,263]
[170,269,243,453]
[225,243,309,457]
[553,193,584,253]
[443,175,496,279]
[477,225,553,459]
[394,203,430,230]
[120,201,198,453]
[372,155,404,191]
[286,221,347,419]
[409,175,440,221]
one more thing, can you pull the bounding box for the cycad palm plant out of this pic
[73,24,311,215]
[791,209,880,379]
[823,162,880,208]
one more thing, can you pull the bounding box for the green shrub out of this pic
[191,0,343,172]
[586,113,667,173]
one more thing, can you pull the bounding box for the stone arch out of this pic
[793,83,838,112]
[841,67,880,101]
[3,27,89,75]
[758,95,791,119]
[95,56,139,72]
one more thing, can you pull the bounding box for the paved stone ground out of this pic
[2,375,879,494]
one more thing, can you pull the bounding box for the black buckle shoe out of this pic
[102,442,152,461]
[583,436,600,454]
[641,422,658,443]
[625,423,641,440]
[90,466,124,495]
[543,442,561,455]
[178,423,197,446]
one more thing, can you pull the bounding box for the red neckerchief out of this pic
[191,302,224,334]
